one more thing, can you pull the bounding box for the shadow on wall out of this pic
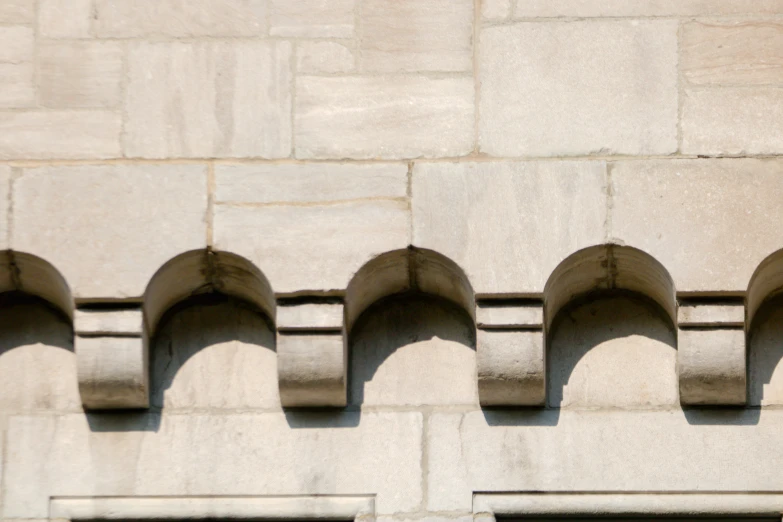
[150,293,278,410]
[0,292,79,411]
[750,294,783,407]
[349,293,477,407]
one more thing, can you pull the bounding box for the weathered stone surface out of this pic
[277,303,343,331]
[74,309,143,336]
[477,329,545,406]
[152,296,279,409]
[12,165,207,299]
[412,161,606,295]
[270,0,354,37]
[214,200,410,294]
[295,76,474,159]
[682,22,783,86]
[678,302,745,327]
[296,42,355,74]
[359,0,473,72]
[3,411,423,516]
[0,166,10,248]
[95,0,268,37]
[477,302,543,328]
[682,88,783,155]
[350,295,478,406]
[76,335,148,410]
[0,0,34,24]
[427,409,783,512]
[0,64,33,109]
[0,26,33,63]
[215,163,407,204]
[0,300,79,412]
[610,159,783,293]
[548,296,678,408]
[479,21,678,156]
[39,42,123,109]
[679,328,746,405]
[125,41,292,159]
[278,333,345,407]
[0,111,121,160]
[749,300,783,406]
[39,0,91,38]
[482,0,511,20]
[513,0,783,17]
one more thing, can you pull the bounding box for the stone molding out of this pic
[5,244,783,410]
[50,496,375,521]
[473,492,783,519]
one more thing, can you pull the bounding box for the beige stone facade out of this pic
[3,1,783,522]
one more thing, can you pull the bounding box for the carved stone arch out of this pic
[0,250,73,319]
[77,249,276,410]
[544,244,678,408]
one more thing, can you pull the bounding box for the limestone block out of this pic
[39,0,91,38]
[0,0,34,24]
[151,296,279,409]
[296,42,355,74]
[278,302,343,331]
[95,0,268,38]
[0,111,121,160]
[124,41,292,159]
[295,76,474,159]
[12,165,207,299]
[548,296,678,408]
[75,309,148,410]
[277,333,343,407]
[359,0,473,72]
[682,22,783,86]
[270,0,354,37]
[412,161,606,296]
[3,411,423,517]
[215,163,407,204]
[513,0,783,17]
[277,301,344,407]
[350,295,478,406]
[682,88,783,155]
[0,167,10,249]
[678,302,745,327]
[0,64,33,109]
[39,42,123,109]
[679,328,746,405]
[610,159,783,293]
[427,409,783,512]
[477,329,545,407]
[0,26,33,64]
[479,21,678,156]
[0,299,79,412]
[214,200,409,294]
[482,0,511,20]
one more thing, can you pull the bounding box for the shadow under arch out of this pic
[543,245,678,409]
[748,249,783,408]
[0,251,77,410]
[344,247,477,407]
[143,249,278,410]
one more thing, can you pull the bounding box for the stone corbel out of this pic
[476,300,546,406]
[75,307,149,410]
[276,300,346,408]
[677,300,746,406]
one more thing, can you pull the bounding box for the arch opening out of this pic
[747,248,783,334]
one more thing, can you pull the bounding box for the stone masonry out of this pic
[3,1,783,522]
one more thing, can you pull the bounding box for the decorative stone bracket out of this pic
[677,300,746,406]
[75,307,149,410]
[276,300,346,408]
[477,300,546,407]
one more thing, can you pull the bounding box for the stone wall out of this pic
[2,1,783,521]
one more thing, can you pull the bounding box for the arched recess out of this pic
[144,249,279,409]
[0,251,78,410]
[344,247,477,406]
[543,245,678,408]
[747,249,783,406]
